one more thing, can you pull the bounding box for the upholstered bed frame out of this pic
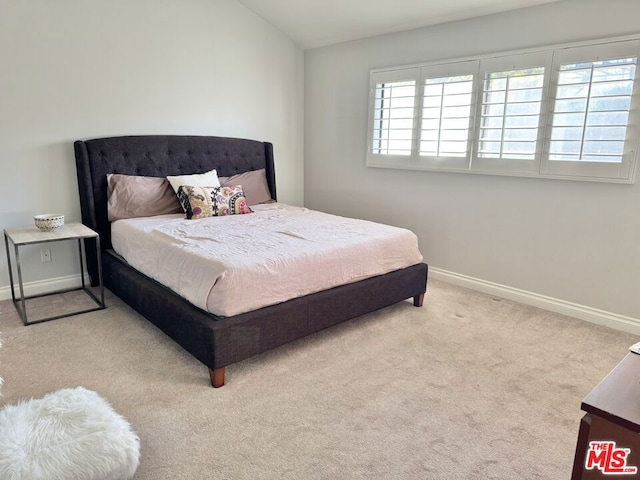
[75,135,428,388]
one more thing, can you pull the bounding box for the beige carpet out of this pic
[0,279,637,479]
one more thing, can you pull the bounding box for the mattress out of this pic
[111,203,423,317]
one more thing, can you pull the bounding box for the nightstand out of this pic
[3,222,105,325]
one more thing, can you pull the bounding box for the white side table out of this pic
[3,222,105,326]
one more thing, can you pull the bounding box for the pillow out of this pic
[166,169,220,195]
[218,168,273,206]
[176,185,252,219]
[107,174,183,221]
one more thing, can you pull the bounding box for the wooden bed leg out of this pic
[413,293,424,307]
[209,367,225,388]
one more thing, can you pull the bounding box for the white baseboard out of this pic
[0,274,87,302]
[429,267,640,336]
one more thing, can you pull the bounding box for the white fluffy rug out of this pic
[0,387,140,480]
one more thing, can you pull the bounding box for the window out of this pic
[367,36,640,183]
[477,67,545,160]
[369,68,419,164]
[420,74,474,158]
[471,51,551,175]
[551,58,635,163]
[541,40,640,180]
[372,79,416,156]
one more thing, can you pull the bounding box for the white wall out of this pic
[0,0,303,293]
[305,0,640,323]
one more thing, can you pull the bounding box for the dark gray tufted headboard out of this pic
[74,135,276,267]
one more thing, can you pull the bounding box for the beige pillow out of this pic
[166,169,220,195]
[107,174,182,221]
[218,169,273,206]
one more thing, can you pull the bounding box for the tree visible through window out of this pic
[550,57,636,163]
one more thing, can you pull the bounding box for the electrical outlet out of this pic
[41,248,51,262]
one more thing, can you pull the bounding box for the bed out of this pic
[74,135,428,388]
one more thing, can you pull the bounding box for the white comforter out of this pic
[111,203,423,317]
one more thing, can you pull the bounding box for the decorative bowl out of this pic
[34,214,65,231]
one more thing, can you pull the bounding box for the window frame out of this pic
[416,60,479,171]
[367,67,420,169]
[366,34,640,184]
[539,39,640,181]
[470,50,552,176]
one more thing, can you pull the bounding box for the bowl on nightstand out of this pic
[34,214,65,231]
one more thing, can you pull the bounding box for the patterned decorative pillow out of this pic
[176,185,253,219]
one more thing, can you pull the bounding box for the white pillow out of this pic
[166,169,220,194]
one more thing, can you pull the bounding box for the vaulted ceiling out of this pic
[237,0,565,49]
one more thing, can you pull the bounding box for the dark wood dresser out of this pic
[572,353,640,479]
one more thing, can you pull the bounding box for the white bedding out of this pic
[111,203,423,317]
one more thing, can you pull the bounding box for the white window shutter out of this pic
[541,39,640,182]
